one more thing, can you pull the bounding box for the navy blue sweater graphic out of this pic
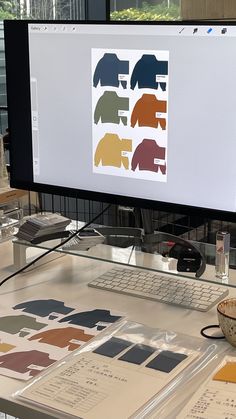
[130,55,168,91]
[13,299,74,317]
[59,309,121,330]
[93,53,129,89]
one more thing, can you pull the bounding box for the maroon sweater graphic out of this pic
[0,350,56,376]
[131,139,166,173]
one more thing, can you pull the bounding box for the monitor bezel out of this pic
[4,19,236,222]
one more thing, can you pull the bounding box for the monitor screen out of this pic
[4,21,236,220]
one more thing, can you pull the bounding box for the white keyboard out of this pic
[88,267,229,312]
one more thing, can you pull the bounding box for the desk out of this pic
[0,240,236,419]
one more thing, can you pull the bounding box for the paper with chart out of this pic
[177,355,236,419]
[19,322,199,419]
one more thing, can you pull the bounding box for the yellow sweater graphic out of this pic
[94,133,132,169]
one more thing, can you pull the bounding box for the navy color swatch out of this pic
[93,337,132,358]
[118,344,156,365]
[146,350,187,373]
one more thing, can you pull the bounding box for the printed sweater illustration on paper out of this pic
[130,54,168,91]
[94,91,129,125]
[59,309,121,330]
[94,133,132,169]
[13,299,74,317]
[0,350,55,376]
[29,327,94,351]
[93,53,129,89]
[0,315,47,335]
[131,139,166,173]
[0,343,15,353]
[131,94,167,129]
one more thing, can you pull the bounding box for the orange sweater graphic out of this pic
[29,327,94,351]
[94,133,132,169]
[131,94,167,129]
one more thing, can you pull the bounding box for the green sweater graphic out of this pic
[94,91,129,125]
[0,315,47,334]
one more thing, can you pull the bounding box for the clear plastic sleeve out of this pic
[13,319,227,419]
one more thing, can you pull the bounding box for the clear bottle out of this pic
[215,231,230,281]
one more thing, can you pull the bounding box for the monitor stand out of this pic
[97,208,206,278]
[140,209,206,278]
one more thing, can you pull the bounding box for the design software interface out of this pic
[28,23,236,212]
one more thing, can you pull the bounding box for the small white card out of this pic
[118,74,128,81]
[118,110,128,117]
[156,75,168,82]
[155,112,166,118]
[154,159,165,165]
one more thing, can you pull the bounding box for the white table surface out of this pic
[0,240,236,419]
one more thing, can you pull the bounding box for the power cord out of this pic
[200,325,225,340]
[0,203,111,287]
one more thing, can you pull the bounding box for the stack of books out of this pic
[16,213,71,244]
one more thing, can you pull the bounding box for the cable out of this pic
[200,325,225,340]
[0,203,112,287]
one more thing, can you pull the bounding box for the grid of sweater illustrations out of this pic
[92,49,169,181]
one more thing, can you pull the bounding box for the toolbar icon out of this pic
[193,28,198,34]
[207,28,213,34]
[221,28,227,34]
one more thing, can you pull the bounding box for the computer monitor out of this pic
[4,20,236,221]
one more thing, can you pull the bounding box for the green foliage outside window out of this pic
[111,1,180,21]
[0,0,15,19]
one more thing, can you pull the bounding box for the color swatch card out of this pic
[177,355,236,419]
[0,298,122,380]
[18,321,199,418]
[213,362,236,384]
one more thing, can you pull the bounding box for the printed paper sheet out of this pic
[0,298,122,380]
[19,323,198,418]
[177,355,236,419]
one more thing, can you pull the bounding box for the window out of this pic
[0,0,85,20]
[110,0,181,21]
